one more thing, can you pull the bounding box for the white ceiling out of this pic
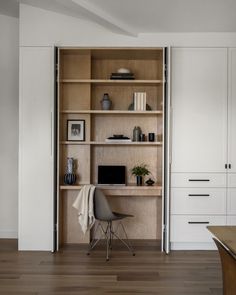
[1,0,236,36]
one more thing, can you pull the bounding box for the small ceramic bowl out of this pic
[117,68,130,74]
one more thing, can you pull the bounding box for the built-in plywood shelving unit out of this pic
[57,47,165,245]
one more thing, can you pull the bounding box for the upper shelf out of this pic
[59,79,163,85]
[60,110,163,115]
[60,141,162,146]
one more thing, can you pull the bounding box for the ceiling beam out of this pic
[71,0,138,37]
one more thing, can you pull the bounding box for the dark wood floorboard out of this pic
[0,239,222,295]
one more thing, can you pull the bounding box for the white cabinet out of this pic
[170,48,229,250]
[228,48,236,173]
[171,48,227,173]
[19,47,54,250]
[227,49,236,224]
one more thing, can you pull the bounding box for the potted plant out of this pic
[131,164,150,186]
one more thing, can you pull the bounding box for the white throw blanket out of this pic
[72,184,96,234]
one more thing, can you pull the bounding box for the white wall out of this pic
[0,14,19,238]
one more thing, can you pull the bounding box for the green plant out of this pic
[131,164,150,177]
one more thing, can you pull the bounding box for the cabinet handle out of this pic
[225,164,228,169]
[229,164,231,169]
[188,194,210,197]
[188,221,209,224]
[188,179,210,182]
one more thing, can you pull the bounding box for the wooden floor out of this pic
[0,239,223,295]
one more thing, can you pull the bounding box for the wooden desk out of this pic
[207,226,236,255]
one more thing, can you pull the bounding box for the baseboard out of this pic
[0,231,18,239]
[171,242,217,250]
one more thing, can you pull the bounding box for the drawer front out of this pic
[170,215,226,243]
[171,188,226,215]
[227,188,236,214]
[227,215,236,225]
[171,173,226,188]
[228,174,236,187]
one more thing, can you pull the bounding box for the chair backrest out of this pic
[213,238,236,295]
[94,189,114,221]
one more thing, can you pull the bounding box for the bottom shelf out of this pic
[59,184,162,196]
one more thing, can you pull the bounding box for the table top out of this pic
[207,226,236,255]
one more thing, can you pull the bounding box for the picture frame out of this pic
[67,119,85,141]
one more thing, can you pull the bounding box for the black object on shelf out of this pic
[110,72,135,80]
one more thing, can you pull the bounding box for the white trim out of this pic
[171,242,217,250]
[0,231,18,239]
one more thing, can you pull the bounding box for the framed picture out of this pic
[67,120,85,141]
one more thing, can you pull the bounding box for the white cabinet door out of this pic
[19,47,54,250]
[228,48,236,172]
[171,48,227,173]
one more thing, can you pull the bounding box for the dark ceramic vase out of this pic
[64,173,76,185]
[64,157,76,185]
[136,175,143,186]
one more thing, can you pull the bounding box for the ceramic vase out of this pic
[64,157,76,185]
[101,93,112,110]
[136,175,143,186]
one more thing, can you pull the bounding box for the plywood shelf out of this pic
[60,79,163,85]
[60,141,162,146]
[60,185,162,197]
[60,110,163,115]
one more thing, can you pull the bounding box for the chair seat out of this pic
[97,211,133,221]
[112,211,134,220]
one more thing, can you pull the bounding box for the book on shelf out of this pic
[110,73,135,80]
[106,136,132,142]
[133,92,147,111]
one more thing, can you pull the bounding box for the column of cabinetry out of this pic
[227,48,236,225]
[19,47,54,250]
[57,48,165,246]
[170,48,228,250]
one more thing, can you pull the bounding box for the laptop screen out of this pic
[98,165,126,185]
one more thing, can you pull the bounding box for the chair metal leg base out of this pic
[87,220,135,260]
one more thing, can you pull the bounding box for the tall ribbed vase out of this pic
[64,157,77,185]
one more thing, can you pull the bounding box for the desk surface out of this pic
[207,226,236,255]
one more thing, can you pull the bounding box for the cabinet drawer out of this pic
[171,188,226,215]
[170,215,226,243]
[228,174,236,187]
[171,173,226,187]
[227,188,236,214]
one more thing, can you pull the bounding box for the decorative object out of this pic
[131,164,150,186]
[133,126,142,142]
[67,120,85,141]
[140,134,145,141]
[117,68,130,73]
[148,133,155,142]
[128,103,152,111]
[101,93,112,110]
[145,178,155,186]
[64,157,77,185]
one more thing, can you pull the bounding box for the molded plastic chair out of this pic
[87,188,135,261]
[213,238,236,295]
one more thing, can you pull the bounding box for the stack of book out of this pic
[110,73,135,80]
[105,135,131,143]
[133,92,147,110]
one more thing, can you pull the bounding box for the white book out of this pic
[134,92,137,111]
